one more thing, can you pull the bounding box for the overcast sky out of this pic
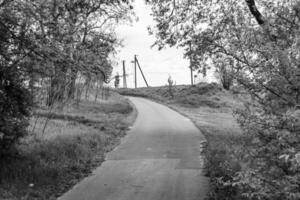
[114,1,214,88]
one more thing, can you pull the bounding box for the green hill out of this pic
[117,83,244,110]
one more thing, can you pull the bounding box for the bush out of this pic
[0,67,32,156]
[205,132,248,200]
[232,109,300,200]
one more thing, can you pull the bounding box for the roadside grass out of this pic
[0,93,135,200]
[170,106,248,199]
[117,83,248,199]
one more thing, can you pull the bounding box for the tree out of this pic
[21,0,133,105]
[147,0,300,199]
[0,1,34,155]
[167,75,174,98]
[214,57,235,90]
[0,0,134,154]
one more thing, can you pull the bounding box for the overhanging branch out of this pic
[245,0,265,25]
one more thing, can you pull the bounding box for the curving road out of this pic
[59,97,208,200]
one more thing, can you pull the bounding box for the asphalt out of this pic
[59,97,208,200]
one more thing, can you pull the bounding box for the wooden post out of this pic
[190,67,193,85]
[122,60,127,88]
[134,57,137,88]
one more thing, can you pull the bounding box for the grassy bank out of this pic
[118,83,247,199]
[0,93,136,200]
[168,106,248,199]
[117,83,243,109]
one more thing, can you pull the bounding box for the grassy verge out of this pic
[117,84,247,199]
[168,106,248,199]
[0,93,136,200]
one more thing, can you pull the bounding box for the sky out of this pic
[113,1,214,88]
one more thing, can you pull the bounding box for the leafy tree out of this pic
[147,0,300,199]
[20,0,133,105]
[167,75,174,98]
[0,0,134,154]
[0,0,34,155]
[214,57,235,90]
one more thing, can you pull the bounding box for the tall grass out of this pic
[201,127,250,200]
[0,97,134,200]
[0,132,105,199]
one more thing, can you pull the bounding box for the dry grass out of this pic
[0,93,136,200]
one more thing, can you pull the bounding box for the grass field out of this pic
[0,92,136,200]
[118,83,248,199]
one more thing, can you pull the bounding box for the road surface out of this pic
[59,97,208,200]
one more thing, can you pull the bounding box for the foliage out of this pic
[0,67,32,155]
[0,2,33,154]
[214,58,235,90]
[234,108,300,199]
[147,0,300,199]
[19,0,133,104]
[0,0,134,154]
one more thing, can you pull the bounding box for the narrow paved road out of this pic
[59,97,208,200]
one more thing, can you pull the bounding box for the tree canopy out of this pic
[0,0,134,154]
[147,0,300,199]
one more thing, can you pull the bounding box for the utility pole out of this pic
[189,42,194,85]
[190,66,193,85]
[133,59,137,88]
[122,60,127,88]
[135,55,149,88]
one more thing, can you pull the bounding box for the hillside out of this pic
[118,83,244,110]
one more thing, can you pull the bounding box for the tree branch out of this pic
[245,0,265,25]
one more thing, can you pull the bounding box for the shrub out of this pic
[232,109,300,200]
[0,67,32,156]
[205,133,248,200]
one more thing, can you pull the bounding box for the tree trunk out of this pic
[68,69,77,99]
[47,67,67,106]
[85,77,91,100]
